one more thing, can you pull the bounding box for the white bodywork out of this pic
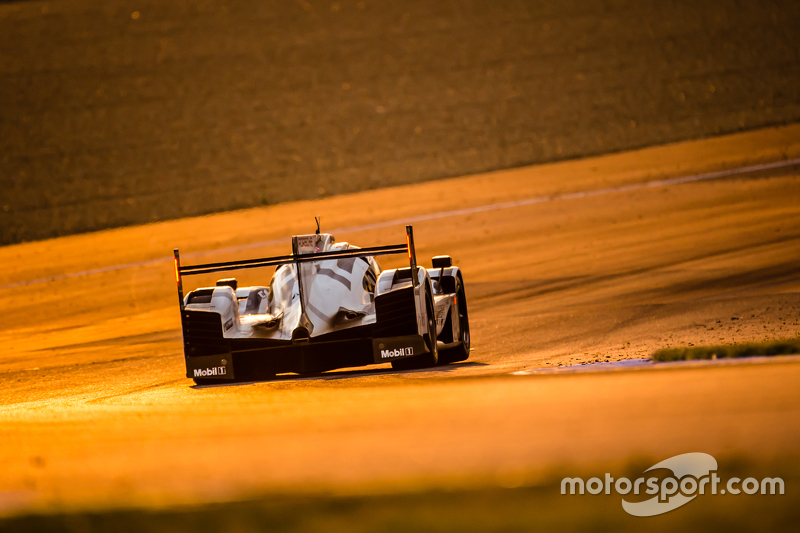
[184,232,460,344]
[184,233,381,340]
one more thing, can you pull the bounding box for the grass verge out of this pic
[652,338,800,362]
[1,458,796,532]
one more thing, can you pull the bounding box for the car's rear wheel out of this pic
[439,273,470,364]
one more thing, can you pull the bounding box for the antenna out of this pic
[315,216,321,235]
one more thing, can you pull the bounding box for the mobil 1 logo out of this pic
[372,336,425,364]
[380,347,414,359]
[188,355,234,380]
[193,365,227,378]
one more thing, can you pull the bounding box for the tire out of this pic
[439,273,470,364]
[392,281,438,370]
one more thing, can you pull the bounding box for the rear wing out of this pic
[173,225,420,310]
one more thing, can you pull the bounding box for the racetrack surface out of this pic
[1,125,800,519]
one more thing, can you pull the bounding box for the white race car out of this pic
[174,225,470,384]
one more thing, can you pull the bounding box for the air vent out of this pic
[181,310,230,357]
[187,288,214,304]
[373,286,417,337]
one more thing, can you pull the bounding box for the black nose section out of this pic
[291,326,310,343]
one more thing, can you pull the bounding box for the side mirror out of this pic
[431,255,452,268]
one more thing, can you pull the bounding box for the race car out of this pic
[173,225,470,384]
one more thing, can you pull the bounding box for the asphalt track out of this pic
[1,125,800,515]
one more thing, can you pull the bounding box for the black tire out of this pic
[392,281,438,370]
[439,273,470,364]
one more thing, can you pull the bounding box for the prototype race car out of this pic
[173,225,470,384]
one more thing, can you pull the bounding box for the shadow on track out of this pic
[190,361,488,389]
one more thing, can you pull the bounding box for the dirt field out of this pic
[2,0,800,244]
[0,126,799,529]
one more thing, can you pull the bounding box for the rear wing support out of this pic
[406,225,418,288]
[173,249,184,310]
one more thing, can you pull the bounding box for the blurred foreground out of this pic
[2,458,798,532]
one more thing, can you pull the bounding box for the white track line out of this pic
[3,157,799,291]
